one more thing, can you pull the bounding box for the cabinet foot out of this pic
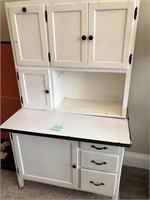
[17,175,24,189]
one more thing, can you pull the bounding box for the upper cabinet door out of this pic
[88,1,134,69]
[47,4,88,68]
[18,68,52,110]
[8,4,49,67]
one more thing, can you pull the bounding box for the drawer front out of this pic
[81,169,116,196]
[81,151,119,173]
[81,142,120,154]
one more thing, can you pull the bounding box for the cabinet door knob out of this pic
[72,165,76,169]
[81,35,86,40]
[45,90,49,94]
[22,7,27,12]
[88,35,93,40]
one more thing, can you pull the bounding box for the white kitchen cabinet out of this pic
[2,0,140,199]
[7,3,49,67]
[18,68,52,110]
[11,133,79,189]
[48,0,137,69]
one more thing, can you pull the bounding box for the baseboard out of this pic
[123,151,150,170]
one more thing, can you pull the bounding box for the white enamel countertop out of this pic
[1,108,131,147]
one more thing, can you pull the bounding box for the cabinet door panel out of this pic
[8,5,49,66]
[12,133,78,188]
[47,4,87,68]
[88,1,134,69]
[18,68,52,109]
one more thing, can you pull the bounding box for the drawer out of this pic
[81,142,120,154]
[81,151,119,173]
[81,169,117,196]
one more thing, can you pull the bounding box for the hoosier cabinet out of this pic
[1,0,140,199]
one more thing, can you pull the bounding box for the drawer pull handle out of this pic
[91,160,107,165]
[90,181,105,186]
[91,145,108,150]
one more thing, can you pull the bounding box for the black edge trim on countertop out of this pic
[1,41,11,44]
[1,128,132,148]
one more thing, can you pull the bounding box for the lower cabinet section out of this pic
[81,169,117,196]
[10,133,124,199]
[12,133,78,189]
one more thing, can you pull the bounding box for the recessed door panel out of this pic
[88,1,134,68]
[18,68,52,109]
[8,4,49,66]
[47,4,88,68]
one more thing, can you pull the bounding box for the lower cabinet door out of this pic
[12,133,78,188]
[81,169,117,196]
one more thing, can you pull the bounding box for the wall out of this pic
[0,0,149,154]
[128,0,149,154]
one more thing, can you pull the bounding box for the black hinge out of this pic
[17,72,19,80]
[134,7,138,20]
[48,52,51,62]
[129,54,132,65]
[10,133,13,140]
[16,167,19,174]
[45,10,47,22]
[21,96,23,104]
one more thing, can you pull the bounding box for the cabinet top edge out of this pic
[5,0,140,7]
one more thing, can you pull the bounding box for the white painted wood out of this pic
[56,98,123,117]
[81,169,117,196]
[88,1,135,69]
[7,4,49,67]
[0,108,131,146]
[81,143,120,154]
[113,148,124,200]
[9,133,24,188]
[81,151,119,173]
[52,71,125,117]
[12,133,79,188]
[18,68,52,110]
[47,3,88,68]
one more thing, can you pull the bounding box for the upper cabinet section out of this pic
[6,3,49,67]
[47,0,139,69]
[6,0,139,70]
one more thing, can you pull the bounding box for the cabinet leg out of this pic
[112,193,119,200]
[17,174,24,189]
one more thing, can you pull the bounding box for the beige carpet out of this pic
[1,169,111,200]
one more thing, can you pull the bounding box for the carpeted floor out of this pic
[0,169,111,200]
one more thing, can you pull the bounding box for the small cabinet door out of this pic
[88,1,135,69]
[18,68,52,110]
[8,4,49,67]
[12,133,79,189]
[47,3,88,68]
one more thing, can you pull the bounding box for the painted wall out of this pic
[0,0,149,154]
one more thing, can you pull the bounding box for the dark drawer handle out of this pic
[90,181,105,186]
[91,160,107,165]
[91,145,108,150]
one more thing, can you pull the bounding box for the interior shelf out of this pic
[56,98,123,117]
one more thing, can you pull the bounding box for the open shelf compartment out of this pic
[51,71,126,118]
